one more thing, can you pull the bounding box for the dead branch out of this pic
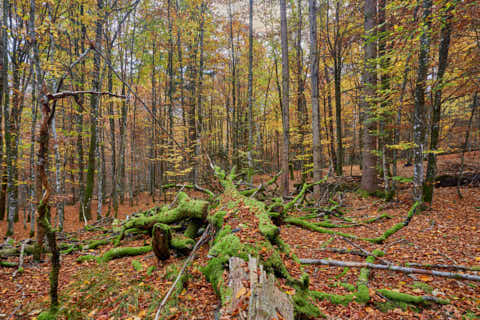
[299,258,480,282]
[153,224,212,320]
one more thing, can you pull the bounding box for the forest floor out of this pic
[1,152,480,319]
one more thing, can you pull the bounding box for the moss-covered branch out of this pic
[100,246,152,263]
[114,192,209,246]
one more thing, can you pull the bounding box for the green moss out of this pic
[311,290,355,305]
[284,217,361,240]
[86,239,110,250]
[355,284,370,304]
[336,267,350,279]
[100,246,152,263]
[340,282,355,292]
[184,219,202,239]
[362,213,392,224]
[377,289,449,305]
[170,236,195,252]
[201,229,252,303]
[60,244,82,255]
[371,249,385,257]
[368,201,421,244]
[146,265,156,276]
[38,309,58,320]
[131,260,143,272]
[411,281,433,294]
[258,212,279,241]
[293,290,325,318]
[375,300,413,312]
[208,210,226,229]
[76,255,98,263]
[0,260,17,268]
[355,255,376,304]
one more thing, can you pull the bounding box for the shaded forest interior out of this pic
[0,0,479,319]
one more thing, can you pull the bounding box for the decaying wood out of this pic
[221,256,294,320]
[435,172,480,187]
[153,225,212,320]
[152,224,171,261]
[299,258,480,282]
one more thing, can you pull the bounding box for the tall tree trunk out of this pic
[296,0,307,176]
[309,0,321,198]
[228,0,237,168]
[423,1,455,203]
[247,0,254,180]
[150,38,157,199]
[360,0,378,193]
[413,0,433,202]
[0,0,6,221]
[280,0,290,197]
[82,0,104,220]
[107,54,118,216]
[195,1,206,182]
[378,0,392,199]
[3,0,15,236]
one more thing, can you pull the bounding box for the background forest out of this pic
[0,0,479,319]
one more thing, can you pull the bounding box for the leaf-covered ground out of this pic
[1,153,480,319]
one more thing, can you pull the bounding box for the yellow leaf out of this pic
[366,306,375,313]
[419,275,433,282]
[137,310,147,317]
[475,257,480,261]
[236,287,247,299]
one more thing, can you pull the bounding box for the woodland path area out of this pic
[1,152,479,320]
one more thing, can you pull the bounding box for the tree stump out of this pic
[152,223,171,261]
[221,256,294,320]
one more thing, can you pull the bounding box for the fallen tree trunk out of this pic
[201,167,320,318]
[299,258,480,282]
[114,192,208,246]
[435,172,480,187]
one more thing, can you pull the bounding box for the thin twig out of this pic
[153,224,212,320]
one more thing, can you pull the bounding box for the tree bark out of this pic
[413,0,433,202]
[82,0,104,220]
[360,0,378,193]
[309,0,322,198]
[280,0,290,197]
[424,1,455,203]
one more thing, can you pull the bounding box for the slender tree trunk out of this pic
[360,0,378,193]
[378,0,392,199]
[82,0,104,220]
[280,0,290,197]
[195,1,206,182]
[150,39,157,199]
[228,0,238,168]
[3,0,15,236]
[309,0,321,198]
[424,1,455,203]
[247,0,254,180]
[413,0,433,202]
[296,0,307,176]
[0,0,6,221]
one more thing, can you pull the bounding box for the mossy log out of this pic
[202,167,321,318]
[377,289,449,305]
[115,192,209,246]
[435,172,480,187]
[100,246,152,263]
[0,260,17,268]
